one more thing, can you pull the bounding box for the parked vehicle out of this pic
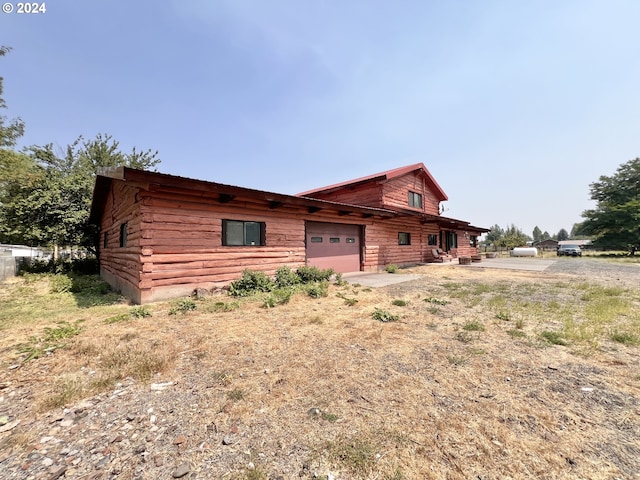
[557,244,582,257]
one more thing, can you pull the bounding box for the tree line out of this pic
[482,225,573,250]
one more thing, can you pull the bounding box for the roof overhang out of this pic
[89,167,399,226]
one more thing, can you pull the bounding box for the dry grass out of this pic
[1,267,639,479]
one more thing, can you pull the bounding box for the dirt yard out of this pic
[0,259,639,479]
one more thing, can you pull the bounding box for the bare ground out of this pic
[0,260,639,479]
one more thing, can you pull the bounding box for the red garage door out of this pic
[306,222,361,273]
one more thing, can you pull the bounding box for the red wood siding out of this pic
[99,182,143,301]
[304,171,442,215]
[301,181,383,207]
[381,172,440,215]
[95,171,483,303]
[363,217,439,270]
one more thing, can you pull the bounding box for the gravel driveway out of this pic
[545,257,640,288]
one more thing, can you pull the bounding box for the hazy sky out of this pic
[2,1,639,237]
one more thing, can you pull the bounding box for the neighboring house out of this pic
[0,244,48,282]
[0,244,48,258]
[89,163,488,304]
[533,239,559,251]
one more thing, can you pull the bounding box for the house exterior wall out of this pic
[99,181,391,303]
[300,181,383,207]
[363,217,440,270]
[99,182,143,302]
[381,172,440,215]
[94,168,486,304]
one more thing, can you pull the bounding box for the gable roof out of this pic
[297,162,448,202]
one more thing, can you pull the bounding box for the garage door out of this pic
[306,222,361,273]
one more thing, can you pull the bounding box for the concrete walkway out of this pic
[341,257,557,287]
[342,272,423,287]
[465,257,557,272]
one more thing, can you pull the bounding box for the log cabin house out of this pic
[89,163,488,303]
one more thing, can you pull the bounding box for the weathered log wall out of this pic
[381,172,441,215]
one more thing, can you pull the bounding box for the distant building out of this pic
[533,239,559,251]
[0,244,48,258]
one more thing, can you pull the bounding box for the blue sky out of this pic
[2,0,639,237]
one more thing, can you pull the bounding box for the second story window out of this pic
[408,191,423,209]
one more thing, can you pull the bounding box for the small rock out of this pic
[0,419,20,433]
[126,413,137,422]
[95,456,111,469]
[172,462,190,478]
[222,436,235,445]
[307,407,321,417]
[581,387,594,392]
[173,435,186,445]
[154,455,164,467]
[134,445,146,454]
[150,382,174,391]
[60,418,74,428]
[49,465,67,479]
[247,461,255,470]
[42,457,54,467]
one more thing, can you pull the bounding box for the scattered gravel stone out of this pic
[172,462,191,478]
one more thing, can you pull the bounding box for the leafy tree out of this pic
[0,134,160,252]
[542,231,551,240]
[580,158,640,255]
[556,228,569,241]
[532,226,542,243]
[484,224,504,244]
[495,224,530,249]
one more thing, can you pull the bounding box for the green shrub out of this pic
[275,266,300,288]
[262,288,293,308]
[169,298,197,315]
[463,320,485,331]
[307,280,329,299]
[130,306,152,318]
[610,331,639,345]
[391,299,408,306]
[296,266,334,283]
[104,313,131,325]
[229,269,275,296]
[210,301,240,312]
[424,297,450,306]
[71,275,111,295]
[50,274,73,293]
[385,264,399,274]
[372,308,399,322]
[495,311,511,321]
[541,330,567,346]
[334,272,347,286]
[20,257,99,275]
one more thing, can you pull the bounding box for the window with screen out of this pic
[398,232,411,245]
[222,220,266,246]
[408,191,423,209]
